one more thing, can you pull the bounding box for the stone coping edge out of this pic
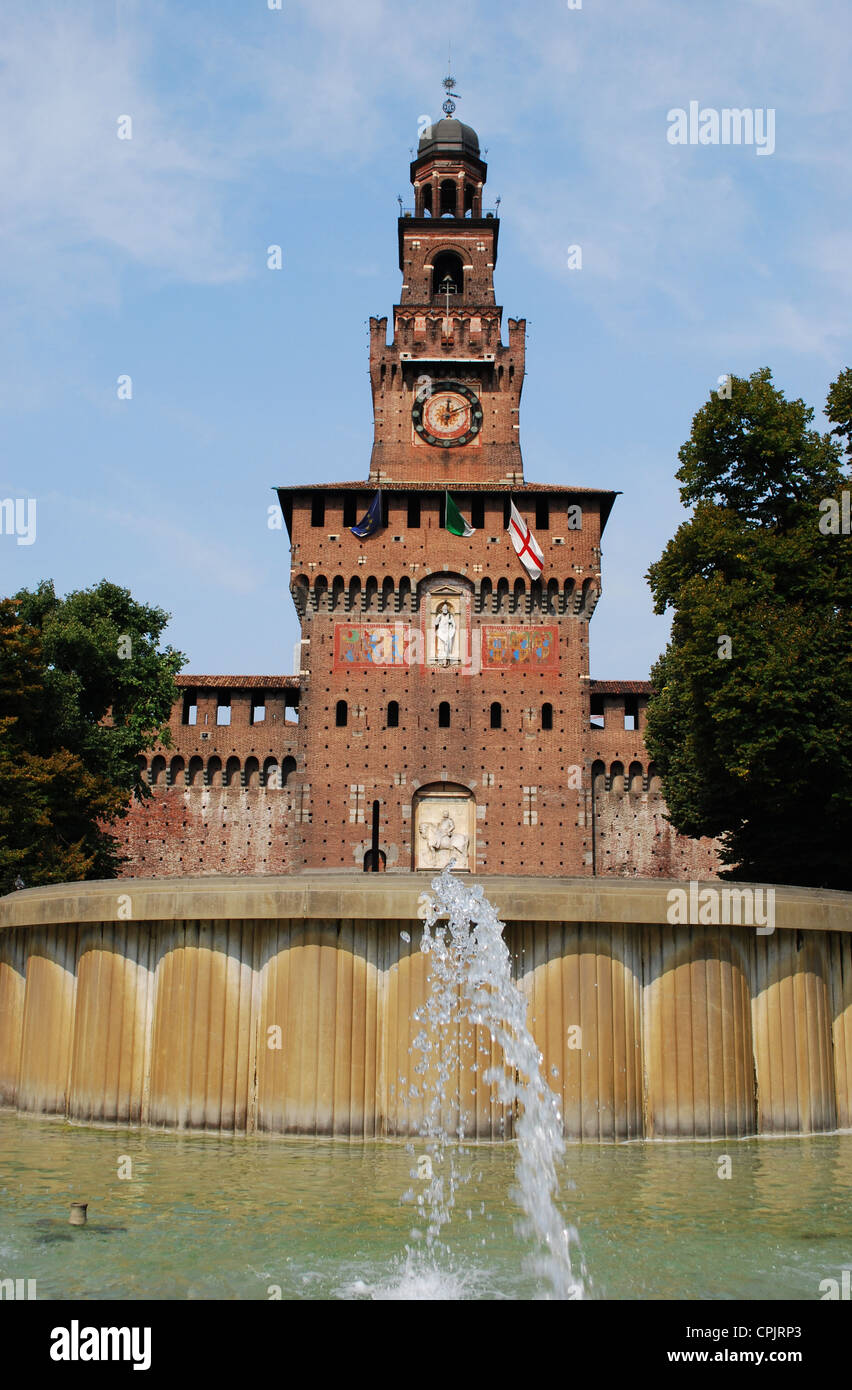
[2,873,851,934]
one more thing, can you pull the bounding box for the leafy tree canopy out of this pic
[645,368,852,889]
[826,366,852,462]
[1,580,185,892]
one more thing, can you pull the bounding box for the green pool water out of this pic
[1,1114,850,1300]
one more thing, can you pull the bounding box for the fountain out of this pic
[2,872,852,1142]
[400,865,586,1299]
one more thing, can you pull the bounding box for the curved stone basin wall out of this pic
[1,876,851,1141]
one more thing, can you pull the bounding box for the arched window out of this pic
[439,701,451,728]
[431,250,463,299]
[542,703,553,730]
[336,699,348,727]
[387,700,399,728]
[225,756,241,787]
[490,701,502,729]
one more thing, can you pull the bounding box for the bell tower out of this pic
[277,86,618,879]
[369,93,525,487]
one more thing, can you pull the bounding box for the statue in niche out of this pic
[433,601,457,664]
[417,811,470,870]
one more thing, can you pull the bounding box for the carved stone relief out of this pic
[415,792,474,871]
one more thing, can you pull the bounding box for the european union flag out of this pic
[350,490,384,538]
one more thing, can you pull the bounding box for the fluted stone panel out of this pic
[0,929,27,1106]
[514,922,643,1141]
[752,935,836,1135]
[1,875,851,1140]
[644,928,755,1139]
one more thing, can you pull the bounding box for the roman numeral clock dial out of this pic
[412,381,483,448]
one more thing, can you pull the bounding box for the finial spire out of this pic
[441,73,460,118]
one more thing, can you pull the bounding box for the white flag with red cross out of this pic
[506,500,544,579]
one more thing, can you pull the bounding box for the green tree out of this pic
[826,366,852,461]
[645,368,852,889]
[0,581,185,892]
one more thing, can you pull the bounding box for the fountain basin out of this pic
[1,874,850,1140]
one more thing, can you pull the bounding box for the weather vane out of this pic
[442,73,460,118]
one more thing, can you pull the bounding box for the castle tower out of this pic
[277,104,618,876]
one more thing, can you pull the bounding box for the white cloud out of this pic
[0,7,246,312]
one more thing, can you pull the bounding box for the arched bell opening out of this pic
[431,250,463,300]
[439,179,458,217]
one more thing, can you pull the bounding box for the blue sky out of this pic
[1,0,849,679]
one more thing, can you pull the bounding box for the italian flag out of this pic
[445,490,474,537]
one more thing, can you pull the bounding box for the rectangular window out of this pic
[536,497,549,530]
[181,690,197,726]
[407,495,421,528]
[343,494,358,528]
[311,496,325,527]
[250,697,266,725]
[438,494,446,528]
[624,696,639,731]
[216,694,231,726]
[590,694,604,730]
[471,496,485,529]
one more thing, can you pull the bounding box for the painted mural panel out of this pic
[480,624,559,670]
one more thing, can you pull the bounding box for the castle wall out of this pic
[112,675,723,880]
[2,876,849,1142]
[114,786,298,878]
[592,789,721,879]
[111,676,302,878]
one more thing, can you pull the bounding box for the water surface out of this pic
[1,1115,850,1299]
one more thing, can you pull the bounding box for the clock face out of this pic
[412,381,483,448]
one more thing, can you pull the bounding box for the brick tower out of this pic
[276,109,620,877]
[117,105,720,884]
